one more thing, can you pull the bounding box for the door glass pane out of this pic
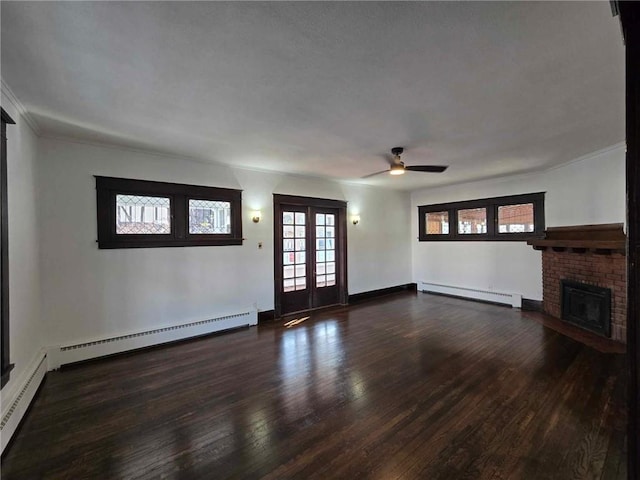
[284,278,295,292]
[116,195,171,234]
[314,212,337,289]
[283,225,294,238]
[284,210,308,293]
[284,253,294,265]
[283,212,294,225]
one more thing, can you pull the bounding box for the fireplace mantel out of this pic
[527,223,626,253]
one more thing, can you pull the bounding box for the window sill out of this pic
[97,238,244,249]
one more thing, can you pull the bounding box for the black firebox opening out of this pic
[561,280,612,337]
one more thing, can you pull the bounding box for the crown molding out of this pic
[0,78,41,135]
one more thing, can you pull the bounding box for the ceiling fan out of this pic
[363,147,448,178]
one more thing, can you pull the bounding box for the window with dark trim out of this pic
[418,192,545,242]
[96,176,243,248]
[1,108,15,389]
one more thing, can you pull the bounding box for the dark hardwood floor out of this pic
[1,292,627,479]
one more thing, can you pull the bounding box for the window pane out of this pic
[325,214,334,226]
[295,226,306,238]
[283,239,294,252]
[295,239,305,251]
[316,213,325,225]
[295,212,306,225]
[316,263,326,275]
[458,208,487,234]
[316,239,325,250]
[425,211,449,235]
[284,252,294,265]
[116,195,171,234]
[498,203,534,233]
[316,226,325,238]
[188,199,231,234]
[326,262,335,274]
[317,251,325,262]
[295,264,305,277]
[317,275,326,288]
[326,250,335,262]
[295,277,306,290]
[327,274,336,286]
[325,226,335,238]
[295,252,306,263]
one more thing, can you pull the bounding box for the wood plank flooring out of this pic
[1,292,627,479]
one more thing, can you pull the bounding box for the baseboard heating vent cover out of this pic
[47,310,257,370]
[420,281,522,308]
[1,352,48,453]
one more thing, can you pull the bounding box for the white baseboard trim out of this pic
[420,281,522,308]
[47,309,258,370]
[1,349,47,454]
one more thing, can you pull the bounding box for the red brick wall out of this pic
[542,250,626,342]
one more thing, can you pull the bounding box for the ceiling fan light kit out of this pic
[390,163,406,175]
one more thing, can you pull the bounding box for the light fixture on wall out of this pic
[351,215,360,225]
[252,210,262,223]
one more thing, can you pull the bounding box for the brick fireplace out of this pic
[529,224,627,343]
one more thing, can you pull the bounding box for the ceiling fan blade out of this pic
[405,165,448,173]
[361,169,389,179]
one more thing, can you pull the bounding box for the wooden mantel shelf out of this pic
[527,223,626,253]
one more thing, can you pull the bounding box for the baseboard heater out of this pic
[420,281,522,308]
[47,310,257,370]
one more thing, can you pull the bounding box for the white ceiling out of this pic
[1,1,625,191]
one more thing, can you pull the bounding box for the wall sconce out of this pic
[351,215,360,225]
[252,210,262,223]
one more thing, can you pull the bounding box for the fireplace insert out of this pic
[561,280,611,337]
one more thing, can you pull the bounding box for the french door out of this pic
[274,195,347,316]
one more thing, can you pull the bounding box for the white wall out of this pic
[411,144,626,301]
[37,138,411,346]
[0,91,42,403]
